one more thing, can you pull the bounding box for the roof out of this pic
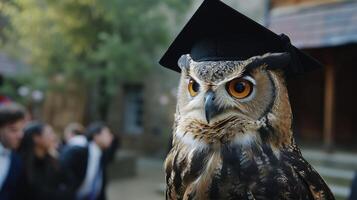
[269,1,357,49]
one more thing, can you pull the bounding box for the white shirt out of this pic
[77,141,103,199]
[0,143,11,190]
[68,135,88,147]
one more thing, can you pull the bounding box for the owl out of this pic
[164,53,335,200]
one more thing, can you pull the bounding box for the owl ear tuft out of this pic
[263,52,291,70]
[245,52,291,72]
[178,54,192,71]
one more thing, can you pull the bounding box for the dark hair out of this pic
[86,122,107,141]
[73,129,82,135]
[0,103,26,128]
[18,122,45,155]
[18,122,56,184]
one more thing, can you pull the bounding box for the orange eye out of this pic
[188,79,200,97]
[226,78,253,99]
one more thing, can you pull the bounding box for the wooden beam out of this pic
[323,61,335,152]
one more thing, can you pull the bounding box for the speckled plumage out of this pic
[165,54,335,200]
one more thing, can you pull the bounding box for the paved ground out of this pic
[107,158,165,200]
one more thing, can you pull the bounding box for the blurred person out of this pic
[19,122,74,200]
[0,102,26,200]
[63,122,86,146]
[349,172,357,200]
[61,122,118,200]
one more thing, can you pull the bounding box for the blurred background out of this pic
[0,0,356,199]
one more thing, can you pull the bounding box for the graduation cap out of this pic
[159,0,323,76]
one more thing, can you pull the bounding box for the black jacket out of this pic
[23,154,75,200]
[60,139,118,200]
[350,172,357,200]
[0,152,25,200]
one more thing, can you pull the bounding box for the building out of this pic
[106,66,179,156]
[269,0,357,150]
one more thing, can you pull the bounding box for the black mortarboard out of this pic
[159,0,323,76]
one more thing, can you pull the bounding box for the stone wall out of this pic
[42,79,87,133]
[106,66,179,157]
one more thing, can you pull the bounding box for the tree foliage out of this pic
[1,0,191,94]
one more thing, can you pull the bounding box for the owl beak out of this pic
[204,90,220,124]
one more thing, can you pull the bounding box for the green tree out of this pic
[1,0,191,119]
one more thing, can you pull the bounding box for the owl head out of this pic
[175,53,294,147]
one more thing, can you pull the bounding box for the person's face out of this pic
[0,119,26,150]
[35,125,58,151]
[94,127,113,150]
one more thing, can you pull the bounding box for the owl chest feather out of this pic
[165,133,317,200]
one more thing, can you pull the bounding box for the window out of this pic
[123,85,143,135]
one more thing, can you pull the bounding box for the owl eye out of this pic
[226,78,253,99]
[188,79,200,97]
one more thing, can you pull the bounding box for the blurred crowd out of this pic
[0,101,119,200]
